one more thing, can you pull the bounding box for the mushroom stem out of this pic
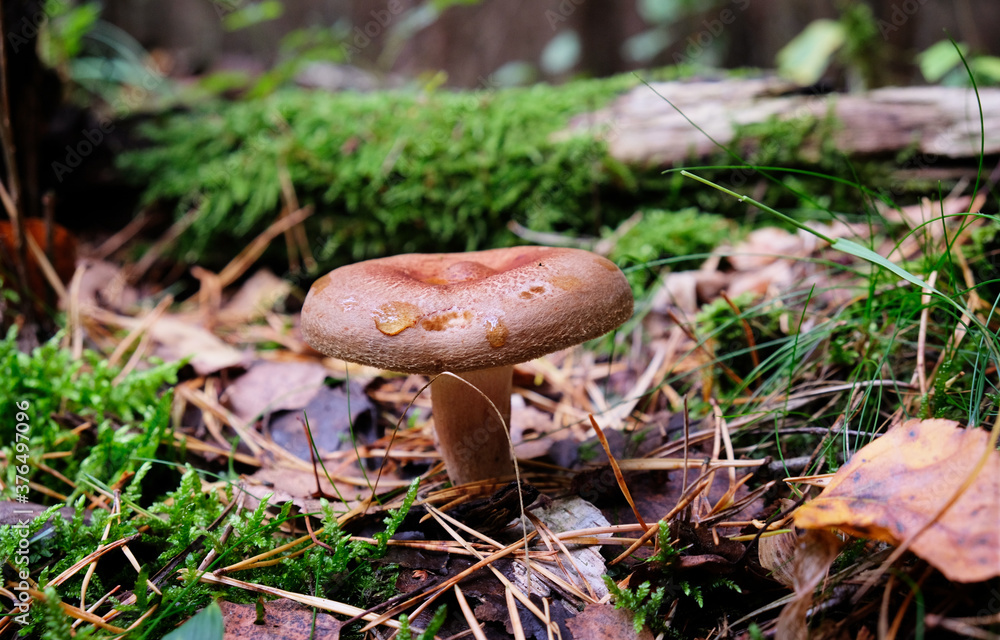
[430,365,515,484]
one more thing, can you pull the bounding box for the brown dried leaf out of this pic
[510,394,564,460]
[149,316,247,375]
[223,360,330,422]
[794,418,1000,582]
[243,466,365,510]
[268,384,377,459]
[728,227,809,271]
[650,270,728,315]
[219,269,292,322]
[775,530,842,640]
[757,531,797,588]
[218,598,340,639]
[565,603,654,640]
[727,260,794,298]
[75,259,139,311]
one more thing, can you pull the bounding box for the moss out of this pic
[118,74,649,271]
[0,326,181,496]
[118,68,953,278]
[610,207,739,292]
[3,467,421,637]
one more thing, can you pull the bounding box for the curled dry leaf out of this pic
[794,418,1000,583]
[727,227,807,271]
[758,498,801,587]
[775,529,843,640]
[219,268,292,322]
[758,532,798,588]
[75,259,139,311]
[650,270,728,315]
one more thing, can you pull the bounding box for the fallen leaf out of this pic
[0,219,76,294]
[878,194,972,229]
[268,383,378,459]
[727,259,795,298]
[775,530,843,640]
[149,316,247,375]
[794,418,1000,582]
[242,466,409,514]
[510,394,564,460]
[75,259,139,311]
[728,227,807,271]
[758,518,798,587]
[220,269,292,322]
[218,598,340,639]
[565,603,654,640]
[650,270,728,315]
[223,360,330,422]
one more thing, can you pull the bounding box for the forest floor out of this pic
[2,76,1000,640]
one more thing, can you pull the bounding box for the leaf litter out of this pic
[12,186,1000,639]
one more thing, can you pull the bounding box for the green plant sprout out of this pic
[603,575,667,635]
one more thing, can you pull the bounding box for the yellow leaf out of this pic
[794,419,1000,583]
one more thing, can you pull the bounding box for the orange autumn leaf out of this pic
[794,418,1000,583]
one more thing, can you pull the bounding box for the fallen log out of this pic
[563,77,1000,174]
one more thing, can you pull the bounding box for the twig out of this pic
[454,584,488,640]
[93,211,149,260]
[588,414,647,530]
[126,206,200,283]
[216,205,314,288]
[184,571,405,631]
[915,271,938,399]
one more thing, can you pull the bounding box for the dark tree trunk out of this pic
[1,0,52,221]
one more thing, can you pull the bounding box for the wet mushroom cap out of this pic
[301,246,634,373]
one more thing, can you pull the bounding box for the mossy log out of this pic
[563,77,1000,178]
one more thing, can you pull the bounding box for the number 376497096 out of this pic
[12,400,31,498]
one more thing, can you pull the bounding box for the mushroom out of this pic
[300,246,633,485]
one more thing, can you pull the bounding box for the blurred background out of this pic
[97,0,1000,88]
[4,0,999,315]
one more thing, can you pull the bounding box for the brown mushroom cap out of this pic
[301,246,634,373]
